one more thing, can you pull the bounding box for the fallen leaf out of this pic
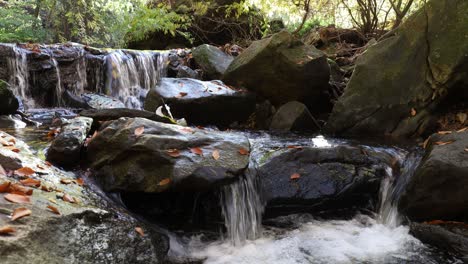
[36,164,45,170]
[158,178,171,186]
[62,194,76,203]
[76,178,84,186]
[0,182,11,193]
[46,205,60,215]
[48,198,57,204]
[60,179,72,185]
[434,141,454,146]
[166,149,181,158]
[179,127,194,133]
[177,92,188,98]
[45,161,52,167]
[423,137,430,149]
[212,150,220,160]
[4,194,31,204]
[41,185,52,192]
[287,146,303,149]
[238,148,249,155]
[135,227,145,237]
[290,173,301,180]
[8,138,16,145]
[0,138,11,146]
[10,148,20,153]
[457,127,467,133]
[134,126,145,137]
[11,207,31,221]
[0,226,15,235]
[437,131,452,135]
[15,167,35,177]
[190,147,203,156]
[410,108,417,116]
[9,184,33,195]
[20,178,41,187]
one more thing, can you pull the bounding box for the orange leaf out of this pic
[238,148,249,155]
[0,182,11,193]
[176,92,188,98]
[62,194,76,203]
[15,167,35,177]
[8,138,16,145]
[0,226,15,235]
[422,137,430,149]
[4,194,31,204]
[46,205,61,215]
[410,108,417,116]
[9,184,33,196]
[190,147,203,156]
[10,148,20,153]
[60,179,72,185]
[434,141,454,146]
[212,150,220,160]
[287,145,303,149]
[41,185,52,192]
[76,178,84,186]
[135,227,145,237]
[166,149,181,158]
[290,173,301,180]
[20,178,41,187]
[134,126,145,137]
[158,178,171,186]
[11,207,31,221]
[437,131,452,135]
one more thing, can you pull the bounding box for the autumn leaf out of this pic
[20,178,41,187]
[0,226,15,235]
[41,185,52,192]
[47,205,61,215]
[76,178,84,186]
[434,141,454,146]
[410,108,417,116]
[45,161,52,167]
[48,198,57,204]
[290,173,301,180]
[166,149,181,158]
[134,126,145,137]
[4,194,31,204]
[60,179,73,185]
[0,182,11,193]
[238,148,249,155]
[179,127,194,133]
[10,148,20,153]
[7,138,16,145]
[62,194,76,203]
[287,145,303,149]
[422,137,430,149]
[11,207,31,221]
[0,138,13,146]
[176,92,188,98]
[135,227,145,237]
[437,131,452,135]
[457,127,467,133]
[190,147,203,156]
[212,149,220,160]
[9,184,33,196]
[158,178,171,186]
[15,167,35,177]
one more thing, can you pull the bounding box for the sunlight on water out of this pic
[311,135,332,148]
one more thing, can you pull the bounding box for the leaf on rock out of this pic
[20,178,41,187]
[76,178,84,186]
[11,207,31,221]
[437,131,452,135]
[0,226,15,235]
[45,161,52,167]
[166,149,181,158]
[287,145,303,149]
[135,227,145,237]
[212,150,220,160]
[238,148,249,155]
[4,194,31,204]
[290,173,301,180]
[422,137,430,149]
[62,194,76,203]
[7,138,16,145]
[179,127,194,133]
[15,167,35,177]
[457,127,467,133]
[434,141,454,146]
[410,108,417,116]
[47,205,61,215]
[134,126,145,138]
[176,92,188,98]
[158,178,171,186]
[41,185,52,192]
[10,148,20,153]
[9,184,33,195]
[190,147,203,156]
[0,182,11,193]
[60,179,72,185]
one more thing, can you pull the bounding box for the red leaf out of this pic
[0,182,11,193]
[179,127,194,133]
[190,147,203,156]
[4,193,31,204]
[135,227,145,237]
[290,173,301,180]
[0,226,15,235]
[238,148,249,155]
[76,178,84,186]
[15,167,35,177]
[176,92,188,98]
[11,207,31,221]
[158,178,171,186]
[60,179,73,185]
[62,194,76,203]
[166,149,181,158]
[134,126,145,137]
[212,150,220,160]
[287,145,303,149]
[46,205,61,215]
[20,178,41,187]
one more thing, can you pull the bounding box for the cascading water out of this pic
[49,57,64,107]
[6,44,31,107]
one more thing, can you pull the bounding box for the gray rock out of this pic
[399,131,468,221]
[269,101,320,132]
[0,80,19,114]
[79,108,174,124]
[176,65,202,79]
[144,78,255,126]
[87,117,251,193]
[81,93,126,109]
[192,44,234,79]
[46,116,93,168]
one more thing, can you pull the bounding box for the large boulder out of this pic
[0,132,169,264]
[269,101,320,132]
[0,80,19,114]
[86,117,251,193]
[144,78,255,126]
[192,44,234,79]
[257,145,386,217]
[223,31,331,112]
[325,0,468,138]
[398,130,468,221]
[46,116,93,168]
[79,108,174,124]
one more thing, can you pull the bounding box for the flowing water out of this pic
[6,44,32,107]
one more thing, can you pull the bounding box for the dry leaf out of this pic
[179,127,194,133]
[0,182,11,193]
[166,149,181,158]
[9,184,33,195]
[457,127,467,133]
[287,146,303,149]
[10,148,20,153]
[45,161,52,167]
[4,194,31,204]
[41,185,52,192]
[176,92,188,98]
[190,147,203,156]
[15,167,35,177]
[7,138,16,145]
[48,198,57,204]
[36,164,45,170]
[434,141,454,146]
[76,178,84,186]
[134,126,145,137]
[410,108,417,116]
[290,173,301,180]
[20,178,41,187]
[158,178,171,186]
[46,205,61,215]
[212,150,220,160]
[437,131,452,135]
[135,227,145,237]
[62,194,76,203]
[238,148,249,155]
[11,207,31,221]
[60,179,72,185]
[423,137,430,149]
[0,226,15,235]
[0,138,11,146]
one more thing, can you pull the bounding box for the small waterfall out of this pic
[49,57,64,107]
[220,172,264,246]
[6,44,31,107]
[74,49,87,96]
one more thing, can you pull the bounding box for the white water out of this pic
[6,44,32,107]
[49,57,64,107]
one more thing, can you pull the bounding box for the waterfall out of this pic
[49,57,64,107]
[6,44,31,107]
[220,172,264,246]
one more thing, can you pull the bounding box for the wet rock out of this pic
[399,131,468,221]
[269,101,320,132]
[176,65,202,79]
[254,100,276,130]
[325,0,468,138]
[46,116,93,168]
[0,80,19,115]
[0,115,26,129]
[81,93,126,109]
[258,146,385,218]
[223,31,330,113]
[144,78,255,126]
[79,108,174,124]
[0,132,169,264]
[86,117,250,193]
[192,44,234,79]
[27,108,78,123]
